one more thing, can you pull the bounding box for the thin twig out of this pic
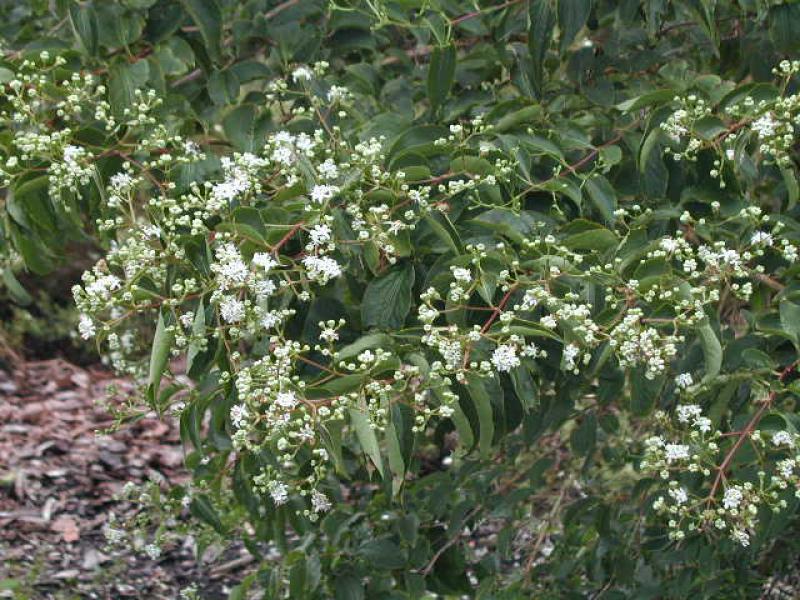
[271,221,305,255]
[450,0,525,26]
[706,359,800,504]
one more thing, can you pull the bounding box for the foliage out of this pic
[3,0,800,597]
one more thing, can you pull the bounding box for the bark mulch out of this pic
[0,359,252,599]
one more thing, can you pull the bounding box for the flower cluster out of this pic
[662,61,800,182]
[643,404,800,547]
[66,65,519,516]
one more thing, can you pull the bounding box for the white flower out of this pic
[664,443,689,464]
[275,391,298,409]
[694,416,712,433]
[268,481,288,505]
[110,172,134,190]
[772,430,795,447]
[327,85,349,102]
[451,267,472,283]
[750,231,774,246]
[777,458,796,479]
[309,224,332,246]
[262,311,282,329]
[86,274,121,300]
[252,279,276,298]
[219,296,245,323]
[211,170,250,204]
[302,255,342,283]
[310,184,339,204]
[63,144,85,163]
[752,113,776,138]
[212,243,249,290]
[731,528,750,547]
[675,373,694,389]
[562,343,580,370]
[78,314,96,339]
[491,344,520,372]
[292,66,313,82]
[668,487,688,505]
[320,328,338,343]
[722,487,743,510]
[676,404,702,423]
[540,315,557,329]
[317,158,339,180]
[311,490,331,513]
[252,252,278,271]
[660,238,680,253]
[230,404,249,429]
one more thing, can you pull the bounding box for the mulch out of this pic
[0,359,252,599]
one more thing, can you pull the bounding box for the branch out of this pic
[270,221,305,255]
[461,284,518,369]
[706,359,800,504]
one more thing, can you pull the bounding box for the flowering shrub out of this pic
[4,0,800,597]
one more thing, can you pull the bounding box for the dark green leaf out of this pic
[69,3,99,56]
[362,263,414,330]
[180,0,223,62]
[427,43,456,110]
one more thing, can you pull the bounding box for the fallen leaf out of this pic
[51,516,80,542]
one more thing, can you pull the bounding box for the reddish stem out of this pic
[706,359,800,504]
[271,221,305,255]
[461,285,518,368]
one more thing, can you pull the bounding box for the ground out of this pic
[0,359,251,599]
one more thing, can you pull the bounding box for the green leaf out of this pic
[186,300,206,373]
[630,371,664,416]
[639,128,668,198]
[1,269,33,306]
[319,420,346,474]
[337,333,394,362]
[558,0,591,52]
[386,404,412,497]
[571,412,597,457]
[334,575,364,600]
[780,300,800,351]
[180,403,202,450]
[616,89,674,113]
[147,310,174,408]
[427,43,456,110]
[494,105,542,133]
[527,0,555,97]
[386,417,405,497]
[69,3,99,56]
[697,320,722,382]
[349,408,384,478]
[684,0,719,56]
[465,373,494,458]
[208,68,240,105]
[190,494,225,533]
[9,230,55,275]
[10,176,56,233]
[362,263,414,330]
[770,3,800,53]
[782,167,799,209]
[562,228,618,251]
[584,174,617,224]
[108,60,151,118]
[180,0,223,62]
[358,537,406,570]
[422,213,463,255]
[223,104,269,152]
